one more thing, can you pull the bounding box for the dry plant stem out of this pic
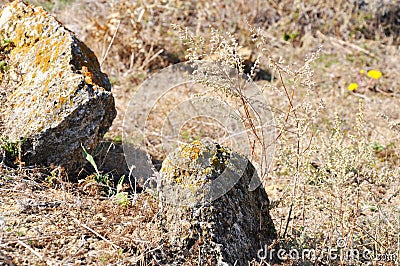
[128,245,164,264]
[279,65,301,239]
[224,67,268,176]
[240,94,262,159]
[280,71,295,120]
[73,217,121,250]
[99,142,115,170]
[317,31,379,59]
[282,120,300,239]
[128,165,137,195]
[3,233,69,244]
[348,175,360,249]
[17,240,44,261]
[301,182,306,230]
[18,141,22,170]
[140,48,164,71]
[100,19,121,67]
[340,189,344,239]
[275,70,296,142]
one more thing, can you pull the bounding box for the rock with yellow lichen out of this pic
[156,140,276,265]
[0,1,116,175]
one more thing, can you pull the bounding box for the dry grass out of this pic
[1,0,400,264]
[0,166,165,265]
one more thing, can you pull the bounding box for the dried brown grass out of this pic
[1,0,400,264]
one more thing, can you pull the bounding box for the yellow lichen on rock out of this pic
[159,140,232,201]
[0,1,76,139]
[0,1,116,174]
[156,140,277,264]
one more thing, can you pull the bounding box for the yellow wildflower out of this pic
[359,69,365,74]
[367,69,382,80]
[348,83,358,91]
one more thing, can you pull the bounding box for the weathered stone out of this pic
[156,140,276,265]
[0,1,116,175]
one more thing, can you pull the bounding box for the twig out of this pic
[351,91,372,102]
[316,31,378,59]
[131,245,164,264]
[17,240,44,261]
[3,234,62,243]
[279,70,300,239]
[140,49,164,70]
[375,87,395,96]
[348,174,361,250]
[275,70,297,141]
[73,218,121,250]
[100,20,121,67]
[282,205,292,239]
[386,188,400,203]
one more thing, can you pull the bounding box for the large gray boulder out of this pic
[156,140,276,265]
[0,1,116,175]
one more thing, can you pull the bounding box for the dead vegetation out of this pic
[1,0,400,265]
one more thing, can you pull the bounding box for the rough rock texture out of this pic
[156,140,276,265]
[0,1,116,174]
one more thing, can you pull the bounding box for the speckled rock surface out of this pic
[0,1,116,174]
[157,140,276,265]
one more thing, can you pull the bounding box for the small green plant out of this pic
[46,168,63,186]
[113,135,122,143]
[99,255,108,264]
[283,32,300,42]
[0,38,13,83]
[0,137,26,160]
[372,142,385,152]
[1,39,12,48]
[113,175,129,207]
[81,146,129,202]
[1,137,18,158]
[0,60,7,72]
[82,144,113,196]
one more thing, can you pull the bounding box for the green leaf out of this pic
[81,144,99,175]
[1,39,12,48]
[117,175,125,193]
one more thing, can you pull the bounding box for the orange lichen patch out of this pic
[81,65,94,85]
[0,1,115,174]
[72,39,110,90]
[30,33,69,73]
[43,86,49,95]
[0,1,113,142]
[59,97,66,104]
[160,140,233,192]
[180,140,203,160]
[10,12,44,48]
[13,24,25,47]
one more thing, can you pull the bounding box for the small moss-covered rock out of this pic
[157,140,276,265]
[0,1,116,174]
